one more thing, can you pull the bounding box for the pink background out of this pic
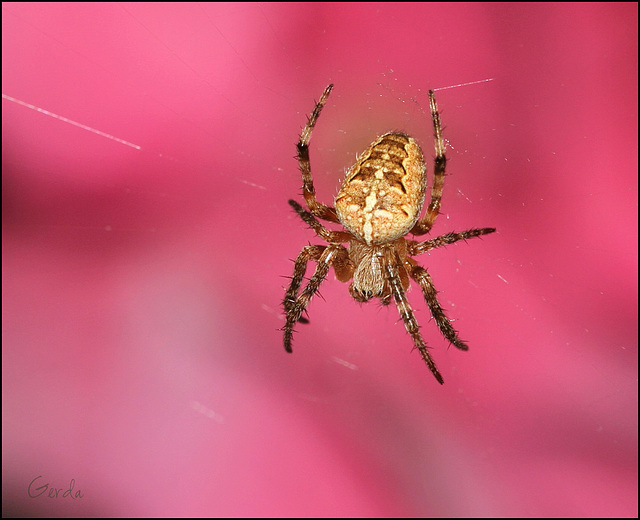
[2,3,637,517]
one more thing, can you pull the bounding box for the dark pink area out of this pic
[2,3,637,517]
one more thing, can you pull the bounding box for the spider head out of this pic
[348,245,387,302]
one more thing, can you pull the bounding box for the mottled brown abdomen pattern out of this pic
[335,133,426,245]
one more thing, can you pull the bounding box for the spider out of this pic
[282,84,495,384]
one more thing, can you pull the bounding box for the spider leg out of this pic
[411,90,446,236]
[283,244,326,320]
[383,249,444,384]
[289,200,352,243]
[297,84,340,223]
[283,244,350,353]
[408,228,496,256]
[409,264,469,352]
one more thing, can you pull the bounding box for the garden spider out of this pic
[282,84,495,384]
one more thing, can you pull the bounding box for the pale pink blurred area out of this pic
[2,2,637,517]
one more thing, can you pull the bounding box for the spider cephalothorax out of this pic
[282,84,495,384]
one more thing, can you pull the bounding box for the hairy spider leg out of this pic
[409,264,468,352]
[297,84,340,223]
[383,249,444,384]
[282,244,350,353]
[283,244,326,319]
[407,228,496,256]
[288,200,352,244]
[411,90,446,236]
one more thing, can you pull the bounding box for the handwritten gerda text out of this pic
[27,475,84,499]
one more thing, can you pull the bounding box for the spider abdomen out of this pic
[335,133,426,246]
